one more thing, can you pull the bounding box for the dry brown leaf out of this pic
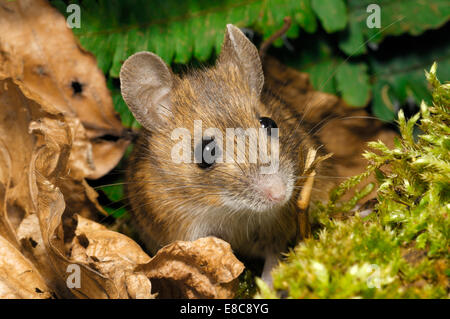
[19,166,152,298]
[0,234,52,298]
[28,114,108,221]
[29,131,120,298]
[17,147,152,298]
[0,79,37,247]
[68,217,244,299]
[0,76,121,298]
[0,0,130,179]
[0,78,105,242]
[138,237,245,299]
[70,215,155,299]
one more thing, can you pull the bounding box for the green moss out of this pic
[236,269,259,299]
[257,63,449,299]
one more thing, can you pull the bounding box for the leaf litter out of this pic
[0,0,244,299]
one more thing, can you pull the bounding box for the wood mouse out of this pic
[120,24,335,284]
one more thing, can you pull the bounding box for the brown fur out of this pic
[125,62,334,258]
[119,25,338,265]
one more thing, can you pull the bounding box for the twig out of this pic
[259,16,292,60]
[296,148,333,240]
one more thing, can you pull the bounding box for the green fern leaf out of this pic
[340,0,450,56]
[54,0,332,77]
[311,0,348,33]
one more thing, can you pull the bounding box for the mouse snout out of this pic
[256,174,287,203]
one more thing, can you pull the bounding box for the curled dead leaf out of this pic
[0,76,106,235]
[69,217,244,299]
[29,144,119,298]
[0,79,37,247]
[138,237,245,299]
[70,215,155,299]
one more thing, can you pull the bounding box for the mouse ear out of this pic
[120,51,172,131]
[218,24,264,96]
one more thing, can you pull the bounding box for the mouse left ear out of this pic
[218,24,264,96]
[120,51,173,131]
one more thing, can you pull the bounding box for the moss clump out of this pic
[257,63,449,299]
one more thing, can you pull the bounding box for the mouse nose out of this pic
[257,174,287,203]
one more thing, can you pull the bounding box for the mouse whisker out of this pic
[291,185,330,195]
[296,175,353,179]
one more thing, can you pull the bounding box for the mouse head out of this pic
[120,24,264,130]
[120,25,301,214]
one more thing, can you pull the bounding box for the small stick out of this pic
[259,16,292,59]
[296,148,333,239]
[298,174,316,211]
[296,148,316,239]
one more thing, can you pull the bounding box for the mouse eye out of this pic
[259,117,277,136]
[195,137,221,169]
